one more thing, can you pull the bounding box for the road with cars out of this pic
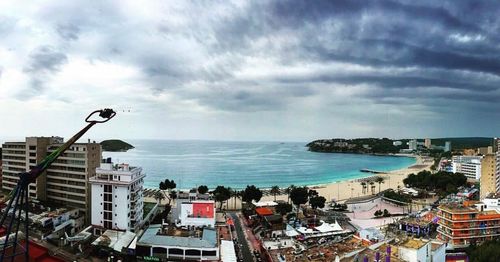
[229,212,255,262]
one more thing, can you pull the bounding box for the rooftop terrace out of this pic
[137,224,217,248]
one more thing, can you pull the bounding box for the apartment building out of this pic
[496,139,500,193]
[451,155,483,180]
[480,154,497,200]
[437,199,500,249]
[1,137,101,223]
[424,138,431,148]
[90,160,145,233]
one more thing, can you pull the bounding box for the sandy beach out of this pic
[144,155,434,210]
[257,155,432,204]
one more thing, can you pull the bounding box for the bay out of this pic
[103,140,416,190]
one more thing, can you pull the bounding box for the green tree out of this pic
[403,170,467,195]
[270,186,280,201]
[231,190,242,210]
[159,179,177,205]
[285,185,296,204]
[213,186,231,209]
[375,176,385,193]
[197,185,209,194]
[374,210,382,217]
[369,181,375,194]
[241,185,263,204]
[309,196,326,210]
[168,190,177,205]
[275,202,293,216]
[154,190,165,205]
[383,209,390,217]
[159,179,176,191]
[467,239,500,262]
[290,187,309,217]
[361,181,367,195]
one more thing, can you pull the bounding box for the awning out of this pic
[256,207,274,216]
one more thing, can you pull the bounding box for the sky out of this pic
[0,0,499,142]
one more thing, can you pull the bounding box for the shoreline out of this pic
[144,152,422,191]
[144,154,432,208]
[142,153,419,191]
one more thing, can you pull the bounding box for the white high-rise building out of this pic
[444,141,451,152]
[90,160,145,233]
[452,155,483,180]
[408,139,417,150]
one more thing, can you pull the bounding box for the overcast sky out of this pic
[1,1,499,142]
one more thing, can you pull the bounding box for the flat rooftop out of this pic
[400,239,428,250]
[438,204,478,213]
[138,224,217,249]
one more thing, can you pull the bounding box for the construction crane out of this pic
[0,108,116,261]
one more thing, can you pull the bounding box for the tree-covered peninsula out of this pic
[306,138,406,154]
[100,139,135,152]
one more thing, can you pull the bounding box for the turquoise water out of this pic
[103,140,416,190]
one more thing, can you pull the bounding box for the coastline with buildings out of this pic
[1,135,500,262]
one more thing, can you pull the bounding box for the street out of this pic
[229,213,254,262]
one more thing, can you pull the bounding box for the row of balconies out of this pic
[439,221,500,230]
[438,227,500,239]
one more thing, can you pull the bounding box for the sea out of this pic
[103,140,416,190]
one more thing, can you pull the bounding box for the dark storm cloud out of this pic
[11,0,500,112]
[183,0,500,110]
[24,46,67,73]
[22,46,67,94]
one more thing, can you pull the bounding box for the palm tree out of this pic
[154,190,165,205]
[375,176,385,193]
[168,190,177,205]
[228,188,240,210]
[270,186,280,201]
[233,190,242,210]
[360,182,367,195]
[285,185,296,204]
[369,181,375,195]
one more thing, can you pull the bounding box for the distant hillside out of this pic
[100,139,134,152]
[306,138,407,154]
[431,137,494,150]
[307,137,495,153]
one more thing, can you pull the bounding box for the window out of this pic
[104,194,112,202]
[104,212,112,220]
[104,221,112,229]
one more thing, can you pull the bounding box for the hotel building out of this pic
[451,155,483,180]
[496,139,500,193]
[437,199,500,249]
[1,137,101,223]
[90,160,145,232]
[480,154,497,200]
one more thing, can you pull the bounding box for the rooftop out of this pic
[137,224,217,248]
[400,239,428,250]
[255,207,274,216]
[438,204,478,213]
[91,230,137,252]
